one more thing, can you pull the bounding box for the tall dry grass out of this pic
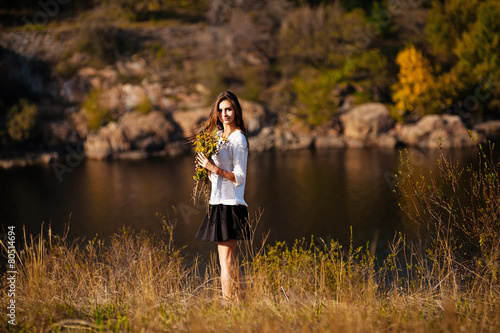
[2,144,500,332]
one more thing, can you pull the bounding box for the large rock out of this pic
[248,127,275,152]
[121,84,148,110]
[240,100,267,135]
[340,103,394,143]
[120,111,173,150]
[42,121,80,147]
[171,108,209,138]
[84,111,175,159]
[142,82,164,108]
[397,114,484,148]
[315,135,346,149]
[474,120,500,140]
[99,87,123,112]
[248,127,314,152]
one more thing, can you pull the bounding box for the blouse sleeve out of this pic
[232,133,248,186]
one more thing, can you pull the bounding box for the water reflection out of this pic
[1,147,495,258]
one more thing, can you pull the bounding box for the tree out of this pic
[454,0,500,98]
[392,45,440,117]
[278,4,367,78]
[426,0,482,62]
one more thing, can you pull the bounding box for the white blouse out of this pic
[209,130,248,206]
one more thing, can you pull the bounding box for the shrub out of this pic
[6,99,38,142]
[291,67,340,126]
[136,95,153,115]
[81,89,112,131]
[291,49,388,126]
[395,140,500,286]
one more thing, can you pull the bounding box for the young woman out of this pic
[195,91,250,300]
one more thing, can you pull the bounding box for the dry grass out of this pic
[1,205,499,332]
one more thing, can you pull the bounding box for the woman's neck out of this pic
[222,124,239,138]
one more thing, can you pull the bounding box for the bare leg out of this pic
[217,239,239,300]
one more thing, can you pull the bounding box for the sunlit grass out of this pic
[1,204,499,332]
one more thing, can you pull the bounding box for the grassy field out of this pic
[1,213,499,332]
[2,145,500,332]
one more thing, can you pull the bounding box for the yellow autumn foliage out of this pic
[392,45,441,117]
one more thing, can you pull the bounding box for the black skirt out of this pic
[195,204,250,242]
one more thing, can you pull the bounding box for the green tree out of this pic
[292,67,340,126]
[293,49,388,125]
[279,4,391,125]
[426,0,482,61]
[278,4,367,77]
[7,99,38,143]
[454,0,500,97]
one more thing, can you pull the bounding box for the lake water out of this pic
[0,147,490,258]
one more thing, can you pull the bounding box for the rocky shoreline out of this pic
[2,29,500,169]
[2,102,500,169]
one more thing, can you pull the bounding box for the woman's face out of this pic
[218,99,236,126]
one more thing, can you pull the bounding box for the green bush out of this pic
[82,89,112,131]
[291,49,388,126]
[291,67,340,126]
[6,99,38,142]
[136,95,153,115]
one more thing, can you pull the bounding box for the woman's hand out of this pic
[196,152,214,170]
[196,152,236,183]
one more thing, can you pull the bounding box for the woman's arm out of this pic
[231,134,248,186]
[196,152,237,183]
[196,134,248,184]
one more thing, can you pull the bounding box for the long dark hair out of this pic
[201,91,249,148]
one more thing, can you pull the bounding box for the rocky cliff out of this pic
[1,27,498,167]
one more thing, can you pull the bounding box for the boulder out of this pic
[240,100,267,135]
[248,127,275,152]
[99,87,123,112]
[61,76,91,104]
[171,108,209,137]
[142,82,164,108]
[42,121,79,147]
[84,111,175,159]
[84,134,113,160]
[121,84,148,110]
[84,122,129,159]
[274,129,314,151]
[314,135,346,149]
[374,131,398,148]
[120,111,173,144]
[474,120,500,140]
[340,103,394,143]
[397,114,484,148]
[116,59,147,77]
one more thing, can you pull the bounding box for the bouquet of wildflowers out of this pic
[192,130,227,204]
